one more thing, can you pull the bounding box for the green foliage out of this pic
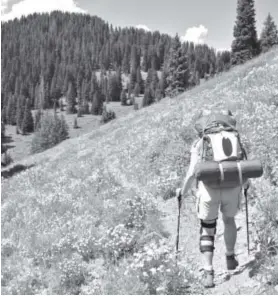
[166,34,190,98]
[21,99,34,134]
[100,106,116,124]
[142,87,154,107]
[231,0,259,65]
[66,82,77,114]
[34,109,43,131]
[260,13,278,53]
[134,83,140,97]
[2,151,13,166]
[120,90,127,106]
[136,67,144,94]
[81,101,90,115]
[91,91,103,115]
[108,74,121,101]
[31,113,69,153]
[6,94,16,125]
[73,117,78,129]
[1,121,6,155]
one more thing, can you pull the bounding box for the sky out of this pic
[1,0,278,50]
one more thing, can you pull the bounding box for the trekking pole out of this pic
[244,188,250,255]
[175,192,182,261]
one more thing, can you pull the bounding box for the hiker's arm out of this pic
[181,147,199,197]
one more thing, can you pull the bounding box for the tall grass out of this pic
[2,47,278,294]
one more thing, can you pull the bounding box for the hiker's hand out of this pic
[176,188,182,198]
[243,179,250,190]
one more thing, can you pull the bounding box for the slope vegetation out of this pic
[2,48,278,294]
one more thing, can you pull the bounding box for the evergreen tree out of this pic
[34,109,43,131]
[16,95,25,131]
[150,70,159,97]
[66,82,76,114]
[145,68,153,89]
[6,94,17,125]
[120,89,127,106]
[91,90,103,115]
[166,34,190,98]
[136,66,144,94]
[260,13,278,53]
[73,117,78,129]
[134,83,140,97]
[21,99,34,134]
[108,74,121,101]
[142,87,154,107]
[159,71,167,98]
[231,0,259,65]
[129,69,137,92]
[155,84,163,101]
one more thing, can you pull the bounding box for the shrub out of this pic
[31,113,69,153]
[73,117,78,129]
[100,107,116,124]
[1,151,13,166]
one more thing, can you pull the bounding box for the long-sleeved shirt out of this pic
[181,138,203,197]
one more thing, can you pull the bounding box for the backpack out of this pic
[194,109,248,188]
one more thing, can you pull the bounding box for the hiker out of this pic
[176,109,251,288]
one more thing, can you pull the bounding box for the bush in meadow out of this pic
[100,106,116,124]
[31,113,69,153]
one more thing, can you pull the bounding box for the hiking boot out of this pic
[202,269,215,288]
[226,254,239,270]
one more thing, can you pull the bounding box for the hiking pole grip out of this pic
[244,188,250,255]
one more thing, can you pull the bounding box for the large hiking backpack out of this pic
[194,110,263,188]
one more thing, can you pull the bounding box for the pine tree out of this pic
[155,84,163,101]
[91,90,103,115]
[34,109,43,131]
[166,34,190,98]
[39,74,46,109]
[108,74,121,102]
[136,66,144,94]
[260,13,278,53]
[134,83,140,97]
[142,87,154,107]
[129,69,137,92]
[16,96,25,131]
[159,71,167,98]
[21,99,34,134]
[120,89,127,106]
[73,117,78,129]
[66,82,76,114]
[6,94,17,125]
[231,0,259,65]
[145,68,153,90]
[150,70,159,97]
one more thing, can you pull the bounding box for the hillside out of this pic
[1,48,278,294]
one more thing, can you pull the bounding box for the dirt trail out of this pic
[106,158,263,294]
[159,195,262,294]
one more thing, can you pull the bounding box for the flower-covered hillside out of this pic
[2,47,278,294]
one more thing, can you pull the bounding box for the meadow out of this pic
[1,47,278,294]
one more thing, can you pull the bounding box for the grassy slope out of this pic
[2,96,144,164]
[2,48,278,294]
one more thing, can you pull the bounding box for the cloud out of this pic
[1,0,10,14]
[216,47,231,53]
[1,0,86,21]
[181,24,208,44]
[135,24,151,32]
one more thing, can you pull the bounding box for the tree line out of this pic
[1,2,278,138]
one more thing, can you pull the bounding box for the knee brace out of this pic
[199,219,217,253]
